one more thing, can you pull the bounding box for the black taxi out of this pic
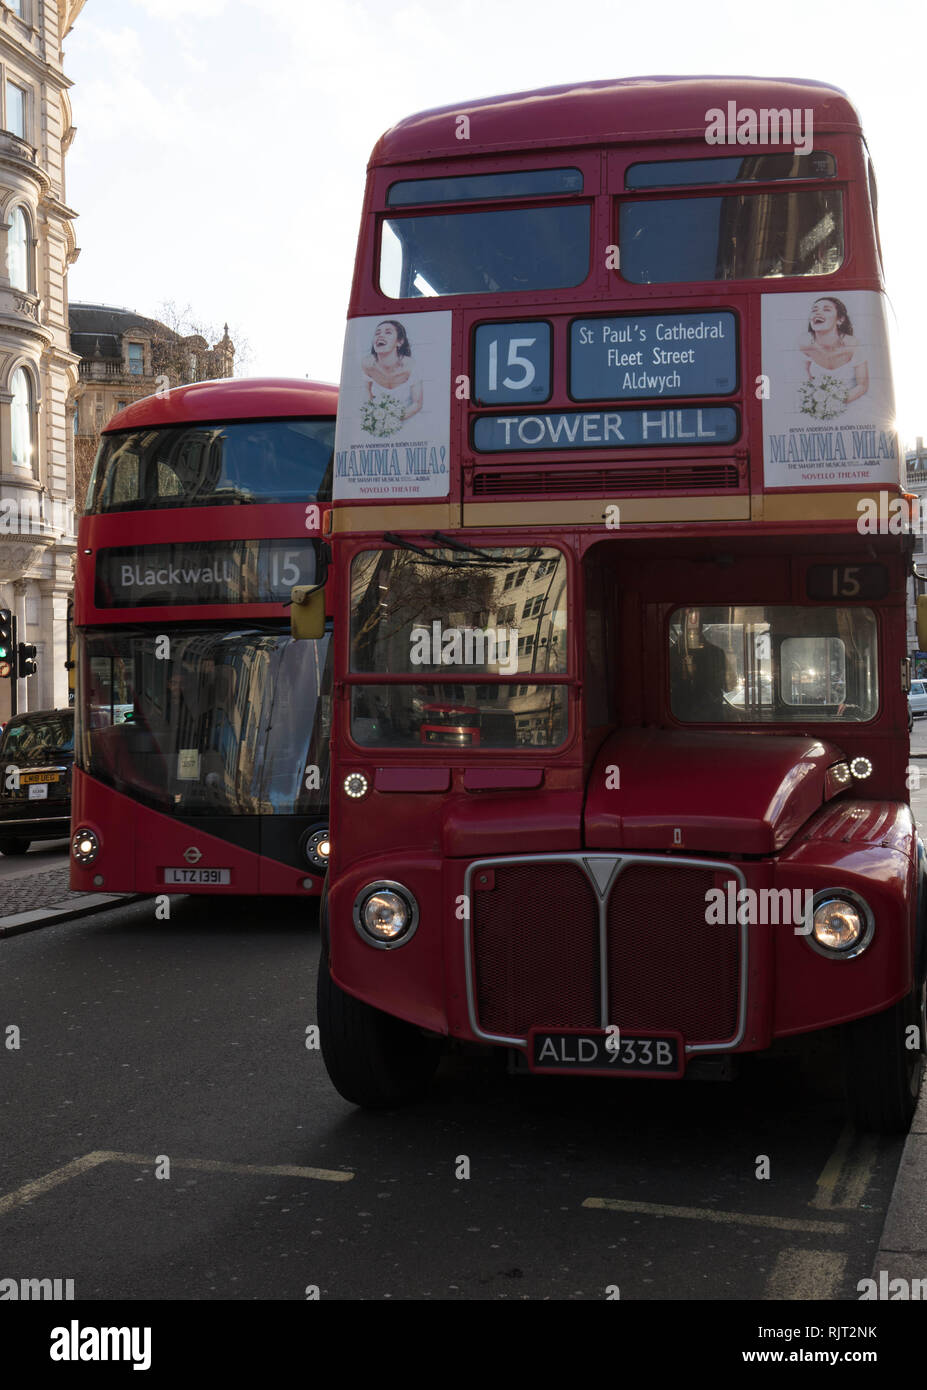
[0,708,73,855]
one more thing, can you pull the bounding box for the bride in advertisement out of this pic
[360,319,423,437]
[798,296,869,420]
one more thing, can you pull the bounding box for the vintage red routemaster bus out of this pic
[72,377,335,897]
[301,76,926,1131]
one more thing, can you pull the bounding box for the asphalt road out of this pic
[0,893,907,1302]
[0,839,68,881]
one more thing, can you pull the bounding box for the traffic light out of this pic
[16,641,37,679]
[0,609,12,681]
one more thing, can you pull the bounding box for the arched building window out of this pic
[11,366,35,470]
[8,205,31,291]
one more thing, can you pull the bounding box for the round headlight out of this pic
[850,756,873,780]
[302,827,331,871]
[72,827,100,864]
[808,892,874,958]
[353,881,420,948]
[344,772,368,799]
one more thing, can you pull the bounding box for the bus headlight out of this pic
[807,891,874,959]
[353,881,420,948]
[302,827,331,872]
[72,827,100,864]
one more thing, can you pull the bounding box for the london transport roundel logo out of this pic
[183,846,203,864]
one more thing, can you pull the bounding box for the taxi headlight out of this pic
[353,881,419,949]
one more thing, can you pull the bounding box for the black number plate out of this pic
[528,1029,683,1077]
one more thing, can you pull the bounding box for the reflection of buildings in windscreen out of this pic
[353,689,396,744]
[201,665,239,806]
[235,430,302,502]
[675,640,734,722]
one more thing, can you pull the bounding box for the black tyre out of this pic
[0,837,30,856]
[317,942,442,1108]
[841,977,926,1133]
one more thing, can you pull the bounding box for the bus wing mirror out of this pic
[918,596,927,653]
[290,585,326,640]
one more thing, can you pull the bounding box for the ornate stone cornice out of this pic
[0,136,50,197]
[39,194,78,221]
[61,1,89,42]
[0,534,54,582]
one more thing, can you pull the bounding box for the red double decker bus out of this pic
[72,377,335,897]
[309,76,925,1131]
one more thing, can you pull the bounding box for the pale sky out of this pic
[65,0,924,448]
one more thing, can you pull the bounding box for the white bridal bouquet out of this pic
[361,395,405,437]
[798,374,848,420]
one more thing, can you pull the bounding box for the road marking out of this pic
[111,1153,353,1183]
[811,1126,878,1209]
[839,1136,878,1208]
[0,1150,115,1217]
[0,1150,353,1217]
[763,1248,848,1300]
[583,1196,847,1234]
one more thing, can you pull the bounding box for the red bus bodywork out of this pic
[72,377,336,898]
[321,78,925,1128]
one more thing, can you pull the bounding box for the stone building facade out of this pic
[70,303,235,508]
[0,0,85,721]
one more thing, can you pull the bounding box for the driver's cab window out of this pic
[669,606,877,723]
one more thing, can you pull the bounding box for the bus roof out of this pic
[371,75,861,167]
[103,377,338,432]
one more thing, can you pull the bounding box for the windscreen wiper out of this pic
[383,533,473,569]
[384,533,536,568]
[430,532,538,565]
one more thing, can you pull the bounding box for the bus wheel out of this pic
[0,837,30,856]
[841,978,927,1133]
[317,946,442,1108]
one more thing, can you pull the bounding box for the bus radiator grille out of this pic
[470,859,740,1044]
[606,864,739,1044]
[471,862,599,1036]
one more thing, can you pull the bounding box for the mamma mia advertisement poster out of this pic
[761,290,901,490]
[333,310,452,500]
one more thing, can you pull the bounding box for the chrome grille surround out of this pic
[463,852,748,1054]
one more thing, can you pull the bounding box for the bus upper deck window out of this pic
[625,152,836,188]
[620,190,843,284]
[387,168,583,205]
[379,205,591,299]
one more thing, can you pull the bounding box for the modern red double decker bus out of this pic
[72,377,335,897]
[304,76,925,1131]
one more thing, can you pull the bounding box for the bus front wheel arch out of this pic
[840,977,926,1133]
[316,944,442,1109]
